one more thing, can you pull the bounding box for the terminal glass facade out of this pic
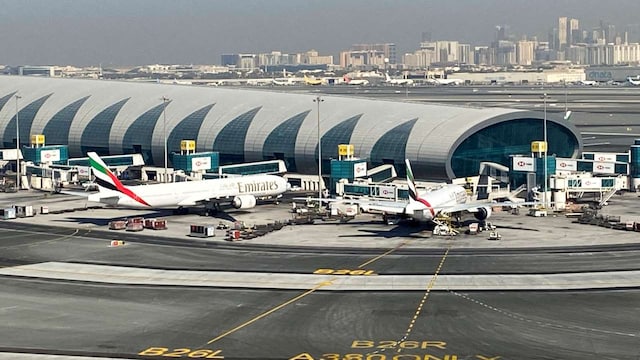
[3,94,52,148]
[43,96,90,146]
[80,98,130,156]
[213,107,261,165]
[370,118,417,176]
[262,110,309,173]
[451,119,579,178]
[122,103,166,164]
[167,104,214,155]
[0,92,17,113]
[315,115,361,174]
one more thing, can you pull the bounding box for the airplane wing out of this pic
[177,195,214,207]
[57,189,92,197]
[293,197,408,215]
[438,200,537,214]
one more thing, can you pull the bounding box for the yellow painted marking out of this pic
[396,247,451,354]
[207,279,334,344]
[358,240,408,268]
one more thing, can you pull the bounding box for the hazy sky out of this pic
[2,0,640,66]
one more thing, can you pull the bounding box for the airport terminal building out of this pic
[0,76,582,180]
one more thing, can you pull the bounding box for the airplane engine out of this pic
[474,206,492,221]
[232,195,257,209]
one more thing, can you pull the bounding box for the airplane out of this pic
[385,72,414,86]
[578,80,598,86]
[272,78,296,86]
[342,75,369,86]
[426,77,465,86]
[77,152,288,213]
[303,75,324,86]
[627,76,640,86]
[299,159,530,225]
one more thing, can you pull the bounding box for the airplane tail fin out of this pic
[88,152,151,207]
[405,159,419,203]
[88,152,123,192]
[405,159,436,217]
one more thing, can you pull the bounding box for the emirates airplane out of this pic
[303,159,529,224]
[356,160,496,223]
[82,152,288,211]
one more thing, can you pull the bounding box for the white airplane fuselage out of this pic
[88,174,288,208]
[405,184,469,221]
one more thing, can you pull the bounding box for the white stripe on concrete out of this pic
[1,262,639,291]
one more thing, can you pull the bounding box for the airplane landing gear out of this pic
[173,206,189,215]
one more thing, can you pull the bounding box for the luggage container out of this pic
[40,206,49,215]
[0,208,16,220]
[144,218,167,230]
[109,220,127,230]
[126,218,144,232]
[468,222,479,235]
[228,229,241,241]
[14,205,35,218]
[189,224,215,238]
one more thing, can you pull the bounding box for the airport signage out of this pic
[593,162,615,174]
[512,156,535,172]
[379,185,396,199]
[40,149,60,163]
[581,178,602,188]
[587,71,612,81]
[592,153,617,162]
[556,159,577,171]
[191,156,211,171]
[77,166,90,177]
[353,162,367,178]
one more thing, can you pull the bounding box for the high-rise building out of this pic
[420,41,460,64]
[569,18,580,45]
[495,25,510,42]
[474,46,492,65]
[495,41,516,65]
[340,50,386,68]
[351,43,396,64]
[458,44,473,65]
[558,17,568,50]
[516,40,536,65]
[221,54,239,66]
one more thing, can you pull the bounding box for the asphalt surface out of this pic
[1,193,640,359]
[1,85,640,359]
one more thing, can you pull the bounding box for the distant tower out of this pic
[495,25,509,42]
[569,18,580,45]
[558,17,568,50]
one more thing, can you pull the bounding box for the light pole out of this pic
[14,95,21,191]
[313,96,324,201]
[564,80,568,113]
[161,96,170,183]
[541,93,550,209]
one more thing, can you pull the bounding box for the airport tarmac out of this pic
[2,190,640,250]
[0,190,640,359]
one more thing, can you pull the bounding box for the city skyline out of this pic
[2,0,640,66]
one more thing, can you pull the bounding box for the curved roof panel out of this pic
[0,76,583,180]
